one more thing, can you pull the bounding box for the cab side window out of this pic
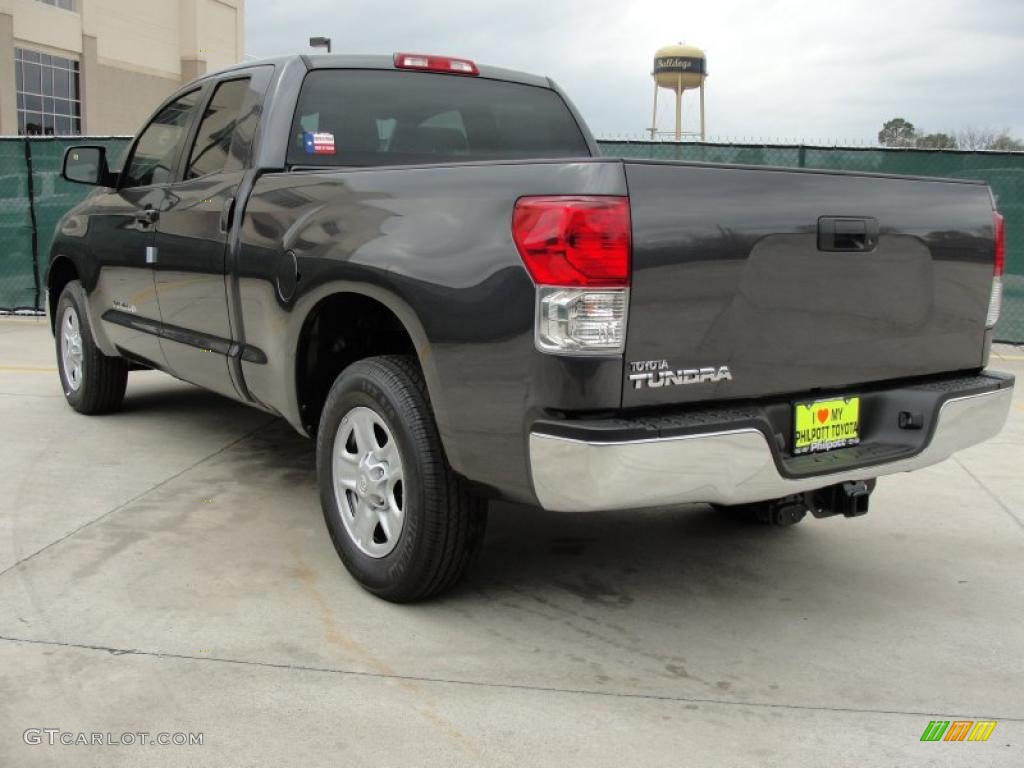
[122,90,201,188]
[186,77,255,179]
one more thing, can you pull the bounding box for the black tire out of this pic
[316,355,487,602]
[54,280,128,415]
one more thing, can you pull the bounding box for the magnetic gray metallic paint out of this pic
[236,160,628,502]
[47,54,1010,509]
[622,161,997,408]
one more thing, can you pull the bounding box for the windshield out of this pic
[286,69,590,167]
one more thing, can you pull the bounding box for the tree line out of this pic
[878,118,1023,151]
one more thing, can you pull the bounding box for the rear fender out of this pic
[249,281,444,438]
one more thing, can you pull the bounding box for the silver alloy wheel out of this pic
[332,406,406,558]
[60,305,84,392]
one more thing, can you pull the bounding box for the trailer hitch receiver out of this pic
[808,479,876,519]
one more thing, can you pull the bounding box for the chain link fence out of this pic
[598,141,1024,343]
[1,136,1021,341]
[0,136,130,312]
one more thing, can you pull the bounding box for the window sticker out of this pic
[303,131,336,155]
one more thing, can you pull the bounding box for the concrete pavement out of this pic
[1,315,1022,767]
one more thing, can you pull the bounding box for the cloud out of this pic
[245,0,1024,143]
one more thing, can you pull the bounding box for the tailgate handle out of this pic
[818,216,878,252]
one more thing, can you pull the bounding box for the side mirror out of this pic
[62,146,115,187]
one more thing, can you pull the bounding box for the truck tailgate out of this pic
[623,161,997,407]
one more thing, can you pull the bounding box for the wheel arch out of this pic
[46,255,80,331]
[289,284,447,440]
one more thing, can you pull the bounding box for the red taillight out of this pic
[512,196,631,287]
[994,211,1005,276]
[393,52,479,76]
[987,211,1006,328]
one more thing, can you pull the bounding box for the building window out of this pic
[36,0,75,10]
[15,48,82,136]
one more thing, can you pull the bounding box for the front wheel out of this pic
[54,280,128,414]
[316,355,486,602]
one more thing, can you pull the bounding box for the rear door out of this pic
[622,162,997,407]
[88,89,203,368]
[153,70,268,398]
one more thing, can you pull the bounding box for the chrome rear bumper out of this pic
[529,382,1013,512]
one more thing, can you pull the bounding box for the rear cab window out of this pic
[286,69,590,168]
[186,77,258,179]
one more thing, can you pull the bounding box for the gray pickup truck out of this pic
[49,53,1013,601]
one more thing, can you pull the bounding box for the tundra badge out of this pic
[628,359,732,389]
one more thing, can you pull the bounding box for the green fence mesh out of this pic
[598,141,1024,343]
[0,139,36,311]
[1,137,1021,342]
[0,136,131,312]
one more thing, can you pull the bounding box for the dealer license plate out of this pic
[793,396,860,455]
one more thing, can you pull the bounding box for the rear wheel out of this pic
[55,281,128,414]
[316,355,487,602]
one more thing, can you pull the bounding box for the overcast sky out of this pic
[245,0,1024,144]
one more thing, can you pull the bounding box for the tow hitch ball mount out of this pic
[760,479,876,526]
[808,479,876,519]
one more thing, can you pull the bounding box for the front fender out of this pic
[48,200,119,356]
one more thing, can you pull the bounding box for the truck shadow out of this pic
[224,413,827,606]
[117,374,262,418]
[460,500,824,607]
[107,382,876,612]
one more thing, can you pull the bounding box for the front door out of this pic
[154,74,264,399]
[89,89,203,369]
[85,185,163,367]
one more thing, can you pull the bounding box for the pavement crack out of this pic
[1,633,1021,723]
[0,418,276,580]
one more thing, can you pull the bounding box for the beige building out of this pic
[0,0,245,136]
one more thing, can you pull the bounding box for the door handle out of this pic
[136,207,160,227]
[817,216,878,252]
[219,196,236,233]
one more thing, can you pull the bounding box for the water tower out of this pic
[649,43,707,141]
